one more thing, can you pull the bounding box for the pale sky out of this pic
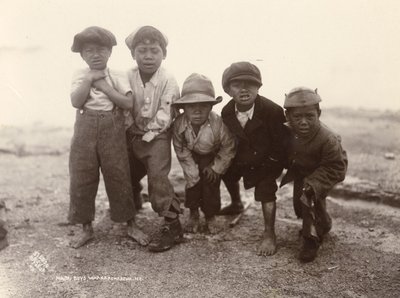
[1,0,399,126]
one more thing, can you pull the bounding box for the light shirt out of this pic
[71,68,131,111]
[127,66,180,141]
[172,111,236,188]
[235,104,255,128]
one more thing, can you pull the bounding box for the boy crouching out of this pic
[172,74,236,233]
[281,87,348,262]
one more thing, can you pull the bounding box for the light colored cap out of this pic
[284,87,321,108]
[172,73,222,107]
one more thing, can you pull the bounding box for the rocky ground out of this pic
[0,108,399,297]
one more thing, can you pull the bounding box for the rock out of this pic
[0,237,9,251]
[384,152,395,160]
[0,219,8,239]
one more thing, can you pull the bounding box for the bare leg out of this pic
[206,216,219,234]
[257,201,277,256]
[71,223,94,249]
[127,219,149,246]
[185,209,200,233]
[218,180,244,215]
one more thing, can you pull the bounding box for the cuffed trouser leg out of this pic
[68,111,101,224]
[99,113,136,222]
[68,110,136,224]
[131,133,178,218]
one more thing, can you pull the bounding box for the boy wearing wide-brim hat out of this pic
[280,87,347,262]
[172,73,236,233]
[220,61,288,256]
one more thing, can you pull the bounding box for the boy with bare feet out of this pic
[68,26,149,248]
[172,74,235,234]
[220,62,288,256]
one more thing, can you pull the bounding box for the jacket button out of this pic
[254,151,257,155]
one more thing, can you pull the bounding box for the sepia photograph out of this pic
[1,0,399,297]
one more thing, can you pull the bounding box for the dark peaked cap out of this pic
[71,26,117,52]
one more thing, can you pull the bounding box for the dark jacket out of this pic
[280,122,348,200]
[221,95,289,188]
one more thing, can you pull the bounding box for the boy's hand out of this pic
[303,184,316,202]
[87,70,106,82]
[202,166,220,184]
[93,79,112,93]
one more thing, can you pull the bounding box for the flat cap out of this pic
[125,26,168,55]
[284,87,321,108]
[172,73,222,107]
[71,26,116,52]
[222,61,262,93]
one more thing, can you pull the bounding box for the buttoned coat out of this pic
[280,122,348,200]
[221,95,288,188]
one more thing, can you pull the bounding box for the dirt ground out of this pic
[1,109,400,297]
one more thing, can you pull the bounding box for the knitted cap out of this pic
[222,61,262,93]
[71,26,116,52]
[172,73,222,107]
[284,87,322,108]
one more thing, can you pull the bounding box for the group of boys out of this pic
[68,25,347,262]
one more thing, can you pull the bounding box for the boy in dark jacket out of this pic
[220,62,288,256]
[281,87,348,262]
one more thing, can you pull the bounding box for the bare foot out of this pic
[185,209,200,233]
[185,217,200,233]
[127,221,149,246]
[206,216,219,234]
[257,231,277,256]
[70,224,94,249]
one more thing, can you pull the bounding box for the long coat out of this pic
[280,122,348,200]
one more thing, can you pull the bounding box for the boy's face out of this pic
[227,80,260,110]
[132,40,165,75]
[286,106,321,137]
[183,103,213,127]
[80,43,111,70]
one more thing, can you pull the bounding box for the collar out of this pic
[134,67,161,87]
[176,114,212,135]
[235,103,255,119]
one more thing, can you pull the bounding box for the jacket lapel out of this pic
[244,97,264,135]
[223,100,248,140]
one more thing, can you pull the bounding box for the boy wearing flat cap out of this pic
[220,61,288,256]
[69,26,149,248]
[172,74,236,233]
[125,26,181,252]
[281,87,347,262]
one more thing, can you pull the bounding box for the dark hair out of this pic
[130,26,167,55]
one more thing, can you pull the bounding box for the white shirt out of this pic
[71,68,131,111]
[127,66,180,141]
[235,104,255,128]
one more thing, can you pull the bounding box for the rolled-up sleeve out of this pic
[147,77,180,133]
